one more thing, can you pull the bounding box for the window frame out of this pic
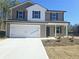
[16,11,25,19]
[56,26,61,34]
[32,11,41,19]
[51,13,58,21]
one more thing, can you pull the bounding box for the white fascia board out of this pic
[47,23,69,26]
[26,4,47,11]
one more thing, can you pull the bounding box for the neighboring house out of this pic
[5,1,69,38]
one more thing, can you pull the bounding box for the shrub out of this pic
[69,36,74,42]
[56,39,61,42]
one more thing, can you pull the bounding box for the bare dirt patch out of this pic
[42,37,79,59]
[45,45,79,59]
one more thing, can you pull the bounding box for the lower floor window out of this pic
[56,26,61,33]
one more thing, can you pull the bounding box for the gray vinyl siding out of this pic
[6,23,10,37]
[9,2,33,21]
[50,25,55,36]
[45,11,64,22]
[58,13,64,21]
[40,25,46,37]
[11,7,27,21]
[50,25,66,36]
[45,12,51,21]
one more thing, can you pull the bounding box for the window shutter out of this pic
[60,26,62,33]
[23,11,25,19]
[16,11,18,18]
[50,13,52,20]
[32,11,34,18]
[56,13,58,20]
[39,11,40,18]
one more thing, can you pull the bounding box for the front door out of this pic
[46,26,50,37]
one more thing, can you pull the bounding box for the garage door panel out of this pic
[10,24,40,38]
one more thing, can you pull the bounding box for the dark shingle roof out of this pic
[10,1,34,9]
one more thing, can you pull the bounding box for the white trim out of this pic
[7,22,47,25]
[7,22,69,26]
[45,25,47,37]
[66,25,68,36]
[26,4,47,10]
[55,25,57,37]
[6,22,8,37]
[47,23,69,25]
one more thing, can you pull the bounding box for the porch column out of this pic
[66,25,68,36]
[55,25,57,37]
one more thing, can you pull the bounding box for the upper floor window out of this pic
[32,11,40,19]
[16,11,25,19]
[51,13,58,21]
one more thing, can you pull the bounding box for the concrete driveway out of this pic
[0,38,49,59]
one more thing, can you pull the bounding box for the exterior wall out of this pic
[9,2,33,20]
[49,25,66,37]
[6,23,10,37]
[45,11,64,22]
[7,10,12,19]
[58,13,64,21]
[40,25,46,37]
[6,22,69,37]
[45,12,51,22]
[50,25,55,36]
[27,4,47,21]
[61,26,66,36]
[9,2,65,22]
[55,26,66,36]
[6,22,46,38]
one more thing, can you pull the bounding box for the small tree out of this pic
[0,0,20,30]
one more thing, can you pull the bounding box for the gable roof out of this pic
[10,1,47,10]
[26,3,47,10]
[9,1,65,12]
[10,1,34,9]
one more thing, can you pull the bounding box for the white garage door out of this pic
[10,24,40,38]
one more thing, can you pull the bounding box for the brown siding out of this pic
[40,25,46,37]
[49,25,66,37]
[45,12,51,22]
[45,11,64,22]
[6,23,10,37]
[61,26,66,36]
[50,25,55,36]
[9,2,33,21]
[58,13,64,21]
[11,7,27,20]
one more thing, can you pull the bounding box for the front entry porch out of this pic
[46,22,69,37]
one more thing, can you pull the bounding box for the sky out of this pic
[19,0,79,25]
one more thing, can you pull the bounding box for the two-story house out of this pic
[6,1,69,38]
